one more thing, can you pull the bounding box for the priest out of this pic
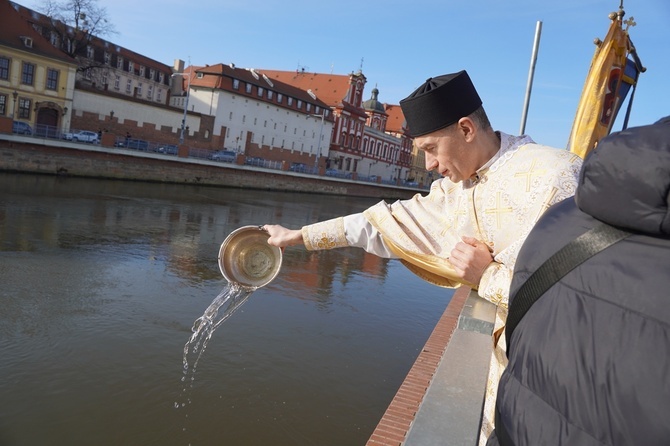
[264,70,582,444]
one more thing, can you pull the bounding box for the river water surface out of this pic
[0,173,453,446]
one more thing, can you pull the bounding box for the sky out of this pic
[29,0,670,149]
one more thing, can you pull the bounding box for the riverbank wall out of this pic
[0,134,421,200]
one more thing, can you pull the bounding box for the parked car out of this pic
[66,130,99,143]
[154,144,178,155]
[209,150,237,162]
[12,121,33,135]
[124,138,149,151]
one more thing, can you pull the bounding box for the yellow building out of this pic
[0,0,76,135]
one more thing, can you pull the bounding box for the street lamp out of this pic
[307,111,326,171]
[12,90,18,118]
[171,72,191,144]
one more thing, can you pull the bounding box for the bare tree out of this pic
[37,0,116,73]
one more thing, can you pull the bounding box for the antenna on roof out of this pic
[359,57,364,72]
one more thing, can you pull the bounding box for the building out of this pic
[12,1,172,107]
[361,87,413,183]
[8,0,189,146]
[3,0,425,185]
[0,0,77,135]
[173,62,335,168]
[262,68,414,183]
[262,69,368,174]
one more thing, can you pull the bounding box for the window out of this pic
[147,84,153,99]
[306,103,311,112]
[86,46,94,58]
[21,62,35,85]
[257,87,264,97]
[158,72,164,83]
[45,68,59,90]
[277,93,283,103]
[114,75,120,90]
[137,82,142,96]
[245,83,252,94]
[0,57,9,80]
[149,68,155,80]
[18,97,31,119]
[117,57,123,69]
[139,66,145,77]
[156,88,162,101]
[104,52,110,65]
[233,79,239,90]
[297,100,302,109]
[126,79,132,93]
[287,97,293,106]
[0,94,6,115]
[128,61,134,73]
[267,90,273,100]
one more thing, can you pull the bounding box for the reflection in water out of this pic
[0,173,452,446]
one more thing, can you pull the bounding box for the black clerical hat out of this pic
[400,70,482,137]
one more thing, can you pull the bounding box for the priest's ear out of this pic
[455,116,477,142]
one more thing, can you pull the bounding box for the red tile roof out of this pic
[0,0,75,64]
[186,64,334,120]
[9,0,171,78]
[260,69,353,108]
[384,103,407,134]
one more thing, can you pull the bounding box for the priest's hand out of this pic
[449,236,493,285]
[263,224,304,248]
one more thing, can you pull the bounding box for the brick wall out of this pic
[0,138,416,200]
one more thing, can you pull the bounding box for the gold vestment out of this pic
[302,133,583,443]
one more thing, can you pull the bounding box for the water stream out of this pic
[176,282,255,440]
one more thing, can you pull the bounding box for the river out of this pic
[0,172,453,446]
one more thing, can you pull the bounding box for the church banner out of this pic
[567,8,643,159]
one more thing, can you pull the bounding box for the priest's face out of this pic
[414,124,477,183]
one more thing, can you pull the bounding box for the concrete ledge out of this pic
[404,291,495,445]
[366,288,496,446]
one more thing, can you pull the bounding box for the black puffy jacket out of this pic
[488,118,670,446]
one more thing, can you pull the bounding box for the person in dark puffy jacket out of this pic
[488,116,670,446]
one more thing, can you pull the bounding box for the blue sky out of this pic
[32,0,669,149]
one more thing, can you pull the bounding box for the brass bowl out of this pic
[218,226,282,288]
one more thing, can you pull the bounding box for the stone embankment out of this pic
[0,135,421,200]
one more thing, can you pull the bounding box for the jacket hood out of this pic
[575,116,670,236]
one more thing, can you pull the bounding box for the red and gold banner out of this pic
[567,10,642,159]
